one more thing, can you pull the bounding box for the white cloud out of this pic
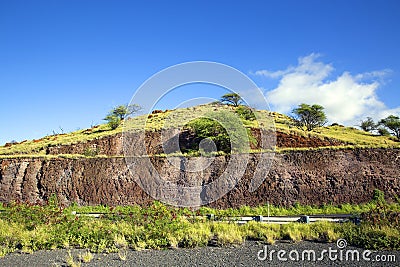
[256,54,398,125]
[254,69,293,79]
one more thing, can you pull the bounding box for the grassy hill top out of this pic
[1,104,399,157]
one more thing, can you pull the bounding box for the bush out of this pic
[211,223,244,246]
[186,118,230,153]
[83,147,99,157]
[104,115,121,130]
[244,221,280,244]
[104,104,142,130]
[235,105,256,121]
[359,117,377,132]
[341,224,400,250]
[178,223,212,248]
[185,111,250,154]
[377,127,391,137]
[372,189,385,204]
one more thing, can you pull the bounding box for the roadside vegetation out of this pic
[0,193,399,257]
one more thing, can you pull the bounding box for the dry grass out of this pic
[65,251,81,267]
[79,250,94,263]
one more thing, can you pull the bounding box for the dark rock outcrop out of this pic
[1,148,399,207]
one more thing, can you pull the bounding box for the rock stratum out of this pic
[1,147,399,208]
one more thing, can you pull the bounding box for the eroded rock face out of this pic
[46,133,125,156]
[1,148,399,207]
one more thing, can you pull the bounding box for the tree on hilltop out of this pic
[379,115,400,140]
[104,104,142,130]
[359,117,377,132]
[220,93,242,107]
[291,103,327,131]
[112,104,142,120]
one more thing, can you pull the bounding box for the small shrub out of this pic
[178,223,212,248]
[211,223,244,246]
[0,247,7,258]
[66,251,81,267]
[372,189,386,204]
[79,250,94,263]
[83,147,99,157]
[281,224,305,242]
[113,234,128,248]
[244,222,280,244]
[105,115,121,130]
[309,221,341,242]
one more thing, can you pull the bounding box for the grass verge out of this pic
[0,198,399,257]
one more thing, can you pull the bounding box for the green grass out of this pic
[1,103,399,157]
[66,199,400,217]
[199,202,400,217]
[318,125,399,148]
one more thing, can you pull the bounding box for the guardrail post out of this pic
[299,215,310,223]
[254,215,264,222]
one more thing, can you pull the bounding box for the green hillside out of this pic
[1,103,399,158]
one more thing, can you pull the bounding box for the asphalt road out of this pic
[0,241,398,267]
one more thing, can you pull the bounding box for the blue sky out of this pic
[1,0,399,144]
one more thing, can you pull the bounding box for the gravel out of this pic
[0,241,398,267]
